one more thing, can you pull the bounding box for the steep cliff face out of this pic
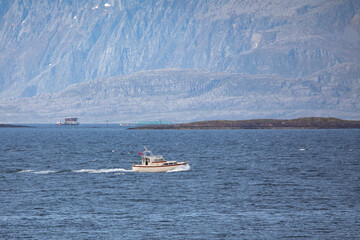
[0,0,359,98]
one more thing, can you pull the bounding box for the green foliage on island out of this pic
[131,118,360,129]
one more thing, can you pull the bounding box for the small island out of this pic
[130,117,360,129]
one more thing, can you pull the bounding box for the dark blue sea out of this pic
[1,125,359,239]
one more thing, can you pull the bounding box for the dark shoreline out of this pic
[0,124,34,128]
[130,117,360,130]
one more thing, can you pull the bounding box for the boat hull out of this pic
[132,162,188,172]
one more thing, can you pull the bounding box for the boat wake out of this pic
[73,168,133,174]
[167,164,191,172]
[18,169,58,174]
[17,165,190,174]
[18,169,35,173]
[18,168,133,174]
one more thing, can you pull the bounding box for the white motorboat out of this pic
[132,147,189,172]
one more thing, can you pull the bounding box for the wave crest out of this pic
[167,164,191,172]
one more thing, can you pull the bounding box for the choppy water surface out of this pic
[1,126,359,239]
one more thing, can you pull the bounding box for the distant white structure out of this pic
[56,118,79,125]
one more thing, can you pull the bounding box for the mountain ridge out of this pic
[0,0,359,98]
[0,0,359,122]
[0,66,358,123]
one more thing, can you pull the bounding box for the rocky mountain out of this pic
[0,0,359,122]
[1,66,359,123]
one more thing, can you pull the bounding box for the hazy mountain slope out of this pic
[0,0,359,98]
[1,66,358,123]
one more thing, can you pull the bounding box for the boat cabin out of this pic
[137,147,177,166]
[140,148,166,165]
